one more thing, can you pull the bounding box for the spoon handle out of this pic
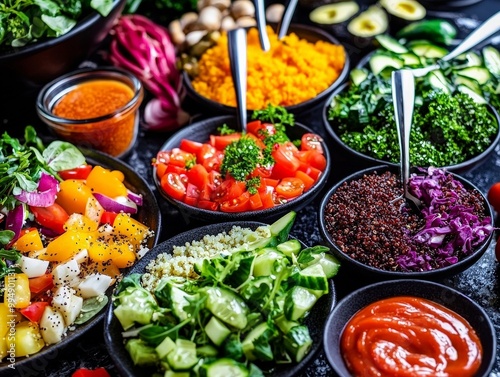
[228,28,247,133]
[278,0,298,40]
[255,0,271,51]
[392,69,415,194]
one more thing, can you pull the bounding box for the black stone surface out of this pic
[0,0,499,376]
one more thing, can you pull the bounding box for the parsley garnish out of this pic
[252,104,295,130]
[220,137,263,182]
[217,124,237,135]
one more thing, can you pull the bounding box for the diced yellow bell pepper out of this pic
[110,242,137,269]
[56,179,94,215]
[86,165,128,198]
[12,229,43,253]
[88,240,113,262]
[113,213,150,248]
[13,322,45,357]
[110,169,125,182]
[4,274,30,309]
[64,213,98,232]
[0,303,9,338]
[41,231,95,262]
[0,334,7,362]
[86,261,121,282]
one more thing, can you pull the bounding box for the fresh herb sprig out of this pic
[0,230,22,281]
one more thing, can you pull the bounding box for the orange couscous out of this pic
[191,26,346,110]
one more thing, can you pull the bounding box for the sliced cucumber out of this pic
[284,286,318,321]
[270,211,296,243]
[275,315,300,334]
[291,263,328,292]
[369,52,404,76]
[201,286,248,329]
[165,371,190,377]
[196,344,218,357]
[205,316,231,346]
[454,66,491,85]
[166,339,199,371]
[241,322,277,361]
[317,253,341,278]
[350,68,369,86]
[457,85,487,104]
[482,45,500,77]
[198,358,249,377]
[427,70,451,94]
[245,235,278,250]
[283,325,313,363]
[168,285,199,321]
[253,249,287,277]
[375,34,408,54]
[407,40,448,58]
[277,239,302,257]
[156,335,176,359]
[400,52,421,66]
[453,75,482,95]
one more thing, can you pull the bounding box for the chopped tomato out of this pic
[197,144,217,164]
[259,186,275,209]
[251,166,273,179]
[180,139,203,154]
[166,164,187,176]
[198,200,218,211]
[155,151,170,164]
[247,120,276,139]
[295,170,315,191]
[100,211,118,225]
[210,133,241,150]
[30,203,69,235]
[20,301,49,322]
[187,164,209,189]
[305,150,327,171]
[249,192,263,210]
[221,192,251,212]
[160,172,186,201]
[211,179,246,203]
[29,273,54,294]
[301,133,324,154]
[202,150,224,172]
[156,162,168,180]
[72,368,111,377]
[487,182,500,213]
[58,164,93,180]
[168,148,195,168]
[271,143,300,179]
[276,177,305,199]
[184,183,200,206]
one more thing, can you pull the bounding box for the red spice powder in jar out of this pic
[52,80,138,157]
[340,296,483,377]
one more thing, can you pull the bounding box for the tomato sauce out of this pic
[51,80,139,157]
[340,296,482,377]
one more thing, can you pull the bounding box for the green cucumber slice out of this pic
[375,34,408,54]
[284,286,318,321]
[270,211,296,243]
[455,66,491,85]
[369,52,404,76]
[202,286,248,329]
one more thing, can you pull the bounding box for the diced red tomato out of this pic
[29,273,54,294]
[249,192,263,210]
[301,133,324,154]
[251,166,272,179]
[165,164,187,176]
[202,150,224,172]
[155,151,170,164]
[180,139,203,154]
[271,143,300,179]
[211,179,246,203]
[210,133,241,150]
[30,203,69,235]
[259,186,275,209]
[20,301,50,322]
[187,164,209,189]
[160,172,186,201]
[168,148,195,168]
[100,211,118,225]
[304,150,327,171]
[184,183,200,206]
[276,177,305,199]
[156,162,168,180]
[247,120,276,139]
[72,368,111,377]
[221,192,251,212]
[295,170,315,191]
[198,200,218,211]
[197,144,217,164]
[58,164,93,180]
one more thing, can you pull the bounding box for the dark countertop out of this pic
[1,1,500,376]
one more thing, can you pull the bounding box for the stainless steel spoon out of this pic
[255,0,270,51]
[392,69,422,210]
[278,0,298,40]
[412,10,500,78]
[228,28,247,133]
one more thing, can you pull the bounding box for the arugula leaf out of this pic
[42,140,86,171]
[74,295,109,325]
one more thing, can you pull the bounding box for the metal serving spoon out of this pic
[278,0,298,40]
[228,28,248,133]
[255,0,270,51]
[392,69,422,210]
[412,10,500,77]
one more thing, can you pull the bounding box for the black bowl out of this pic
[318,164,494,280]
[0,147,161,377]
[153,115,331,224]
[105,221,336,377]
[323,279,496,377]
[0,0,126,89]
[183,23,350,116]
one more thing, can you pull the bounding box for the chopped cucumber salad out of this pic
[112,212,340,376]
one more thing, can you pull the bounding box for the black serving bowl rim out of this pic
[322,56,500,174]
[153,115,331,223]
[0,0,125,61]
[105,221,337,377]
[183,23,350,115]
[323,279,496,377]
[318,164,494,279]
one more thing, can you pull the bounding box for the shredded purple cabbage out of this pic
[397,167,493,271]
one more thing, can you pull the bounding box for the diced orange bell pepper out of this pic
[5,273,31,308]
[110,170,125,182]
[113,213,150,247]
[41,231,95,262]
[86,261,121,282]
[88,240,113,263]
[86,166,128,198]
[64,214,98,232]
[13,229,44,253]
[56,179,94,215]
[109,242,137,269]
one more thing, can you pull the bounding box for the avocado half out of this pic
[347,5,388,38]
[379,0,426,21]
[309,1,360,25]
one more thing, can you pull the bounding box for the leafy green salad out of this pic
[328,20,500,168]
[0,0,114,49]
[112,212,340,377]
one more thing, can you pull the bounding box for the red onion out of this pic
[5,204,25,241]
[14,172,59,207]
[127,190,144,206]
[93,193,138,214]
